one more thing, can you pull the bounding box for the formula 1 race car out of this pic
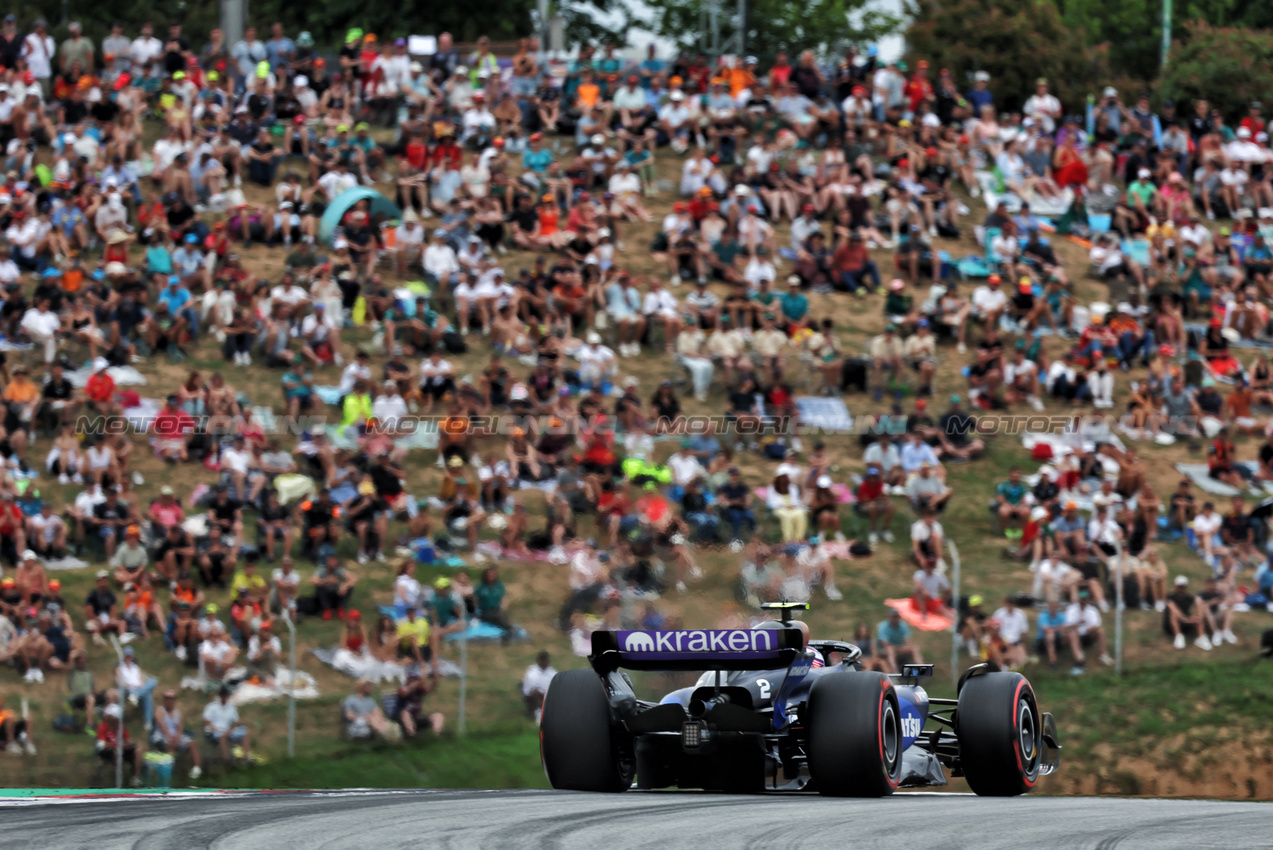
[540,604,1060,796]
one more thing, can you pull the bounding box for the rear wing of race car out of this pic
[589,629,804,674]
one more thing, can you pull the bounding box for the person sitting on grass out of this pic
[66,650,104,731]
[199,622,239,684]
[911,558,953,621]
[1163,575,1217,652]
[312,552,358,621]
[343,678,392,740]
[909,507,945,568]
[394,670,445,739]
[994,467,1030,540]
[875,608,923,674]
[203,685,252,762]
[96,703,144,784]
[853,465,894,546]
[152,689,203,780]
[395,604,438,671]
[1066,589,1113,673]
[521,651,557,723]
[936,395,984,462]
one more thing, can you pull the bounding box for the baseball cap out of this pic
[1175,575,1189,586]
[816,475,832,488]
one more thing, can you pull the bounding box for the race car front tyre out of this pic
[540,669,634,792]
[956,671,1041,796]
[806,671,902,797]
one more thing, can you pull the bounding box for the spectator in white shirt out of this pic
[20,298,62,363]
[373,381,409,429]
[198,623,238,681]
[668,441,706,487]
[577,332,617,390]
[990,596,1029,668]
[339,351,373,396]
[128,22,163,69]
[971,274,1007,330]
[116,648,158,728]
[522,651,557,723]
[394,214,426,275]
[424,229,461,293]
[1065,592,1112,668]
[203,686,251,760]
[641,279,683,351]
[20,19,55,88]
[910,508,945,568]
[461,94,496,147]
[863,433,906,488]
[1022,78,1062,134]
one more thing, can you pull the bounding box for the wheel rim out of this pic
[881,701,900,775]
[1017,698,1039,776]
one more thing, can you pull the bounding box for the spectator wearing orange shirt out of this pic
[726,57,756,98]
[123,575,165,639]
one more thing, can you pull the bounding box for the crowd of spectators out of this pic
[0,13,1271,775]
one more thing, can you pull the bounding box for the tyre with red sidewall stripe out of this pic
[540,669,633,792]
[806,671,902,797]
[956,671,1041,796]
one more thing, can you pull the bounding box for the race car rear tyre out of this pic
[540,669,633,792]
[806,672,902,797]
[956,671,1041,796]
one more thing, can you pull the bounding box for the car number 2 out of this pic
[757,679,771,699]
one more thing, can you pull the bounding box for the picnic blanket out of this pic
[1022,429,1125,460]
[40,554,90,570]
[233,669,320,705]
[443,620,530,643]
[314,385,344,406]
[311,647,409,684]
[122,397,163,431]
[67,363,148,389]
[1174,461,1270,497]
[473,541,556,562]
[179,667,319,703]
[323,424,439,452]
[884,598,954,632]
[795,396,854,433]
[974,170,1074,217]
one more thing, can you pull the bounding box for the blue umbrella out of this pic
[318,188,402,244]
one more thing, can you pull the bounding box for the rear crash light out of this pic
[681,720,708,749]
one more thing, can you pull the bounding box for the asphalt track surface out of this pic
[2,788,1268,849]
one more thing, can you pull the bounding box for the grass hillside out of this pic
[4,139,1272,797]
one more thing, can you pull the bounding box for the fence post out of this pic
[283,611,297,759]
[108,635,125,789]
[1113,539,1124,676]
[458,612,468,736]
[947,539,961,690]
